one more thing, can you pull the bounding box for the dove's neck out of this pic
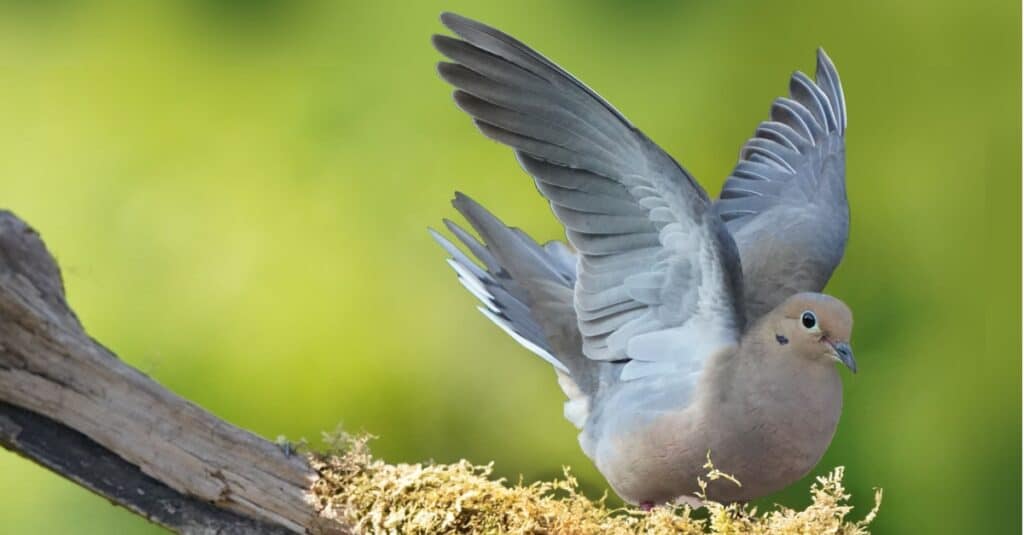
[709,336,841,409]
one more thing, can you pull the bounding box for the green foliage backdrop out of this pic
[0,1,1018,533]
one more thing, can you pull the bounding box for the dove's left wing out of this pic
[433,13,744,383]
[713,50,849,322]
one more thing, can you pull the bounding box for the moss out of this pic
[309,432,881,534]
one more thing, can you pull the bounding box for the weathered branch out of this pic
[0,401,295,534]
[0,211,345,534]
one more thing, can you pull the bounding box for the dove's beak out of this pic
[829,341,857,373]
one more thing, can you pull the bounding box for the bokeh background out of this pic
[0,1,1019,533]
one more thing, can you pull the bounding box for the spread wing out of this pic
[714,50,849,322]
[433,13,743,381]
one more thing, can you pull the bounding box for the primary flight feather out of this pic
[430,12,856,506]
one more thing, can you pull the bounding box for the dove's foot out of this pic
[640,501,654,511]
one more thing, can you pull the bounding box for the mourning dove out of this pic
[429,12,856,506]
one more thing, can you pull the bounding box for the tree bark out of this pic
[0,211,345,534]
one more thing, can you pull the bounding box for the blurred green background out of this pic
[0,1,1019,533]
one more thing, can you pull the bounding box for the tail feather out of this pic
[543,240,577,282]
[432,193,596,430]
[430,227,556,366]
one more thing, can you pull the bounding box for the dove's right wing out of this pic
[714,50,849,322]
[433,13,744,383]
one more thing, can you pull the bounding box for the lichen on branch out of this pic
[308,431,881,534]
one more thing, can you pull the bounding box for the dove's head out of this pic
[771,293,856,373]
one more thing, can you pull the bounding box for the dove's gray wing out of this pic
[714,50,849,322]
[434,12,744,383]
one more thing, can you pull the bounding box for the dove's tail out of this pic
[430,193,594,428]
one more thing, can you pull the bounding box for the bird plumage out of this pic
[430,12,856,505]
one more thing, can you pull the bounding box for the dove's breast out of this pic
[581,346,843,505]
[702,347,844,503]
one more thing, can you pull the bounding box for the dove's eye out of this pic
[800,311,818,330]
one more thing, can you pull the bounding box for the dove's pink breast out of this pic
[587,346,843,505]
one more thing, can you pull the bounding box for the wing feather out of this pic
[435,13,743,383]
[714,49,849,321]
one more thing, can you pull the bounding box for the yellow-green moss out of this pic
[309,432,881,534]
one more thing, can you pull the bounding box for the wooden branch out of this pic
[0,401,294,534]
[0,211,345,534]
